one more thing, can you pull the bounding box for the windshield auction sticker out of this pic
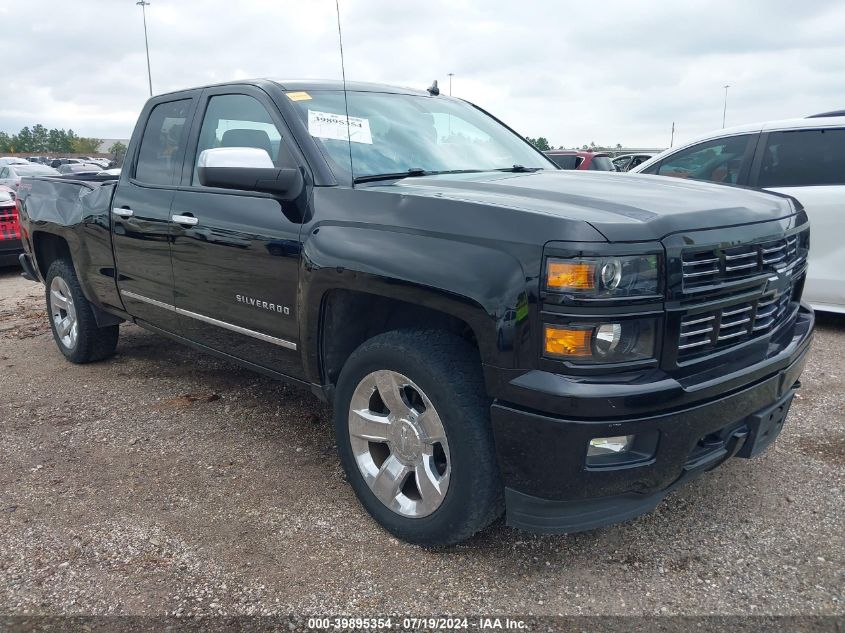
[308,110,373,144]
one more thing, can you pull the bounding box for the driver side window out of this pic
[192,94,288,186]
[656,134,755,184]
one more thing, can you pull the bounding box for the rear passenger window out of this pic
[758,128,845,187]
[656,135,754,184]
[134,99,192,185]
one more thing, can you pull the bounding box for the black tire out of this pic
[45,258,119,363]
[333,329,504,546]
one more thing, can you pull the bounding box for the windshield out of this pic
[286,90,552,180]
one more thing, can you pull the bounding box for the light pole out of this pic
[137,0,153,96]
[447,73,454,96]
[722,84,730,128]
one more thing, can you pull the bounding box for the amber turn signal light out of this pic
[544,325,592,357]
[546,260,595,291]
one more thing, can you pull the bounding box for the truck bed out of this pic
[18,176,122,314]
[20,176,116,229]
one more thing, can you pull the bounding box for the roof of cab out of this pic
[153,78,431,98]
[271,79,430,96]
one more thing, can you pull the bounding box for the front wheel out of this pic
[45,258,119,363]
[334,330,503,546]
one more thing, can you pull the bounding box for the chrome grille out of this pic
[677,287,793,356]
[682,234,805,289]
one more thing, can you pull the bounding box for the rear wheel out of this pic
[334,329,503,546]
[45,258,119,363]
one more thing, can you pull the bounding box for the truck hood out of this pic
[371,170,796,242]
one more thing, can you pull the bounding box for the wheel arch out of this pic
[314,287,486,391]
[34,229,123,328]
[32,230,73,279]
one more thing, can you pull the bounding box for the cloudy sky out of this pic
[1,0,843,148]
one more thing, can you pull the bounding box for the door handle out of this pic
[113,207,134,218]
[172,214,199,226]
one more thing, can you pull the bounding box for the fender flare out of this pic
[298,224,530,384]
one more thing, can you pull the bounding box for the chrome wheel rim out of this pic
[348,370,450,518]
[49,276,78,350]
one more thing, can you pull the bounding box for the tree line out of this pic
[0,124,103,155]
[525,137,625,152]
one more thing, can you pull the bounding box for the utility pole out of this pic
[447,73,454,96]
[722,84,730,128]
[670,121,675,148]
[137,0,153,96]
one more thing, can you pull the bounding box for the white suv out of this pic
[631,114,845,313]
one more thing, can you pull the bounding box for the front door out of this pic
[112,97,195,332]
[169,89,305,377]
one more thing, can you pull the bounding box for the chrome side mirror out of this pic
[197,147,303,200]
[198,147,274,170]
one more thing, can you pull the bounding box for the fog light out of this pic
[588,435,634,456]
[586,431,659,468]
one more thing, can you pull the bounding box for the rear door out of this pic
[112,95,197,331]
[168,86,306,377]
[749,127,845,311]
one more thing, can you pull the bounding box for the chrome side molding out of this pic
[120,289,297,351]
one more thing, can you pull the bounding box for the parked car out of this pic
[97,168,121,178]
[49,158,84,168]
[613,153,654,172]
[79,157,110,168]
[57,163,105,176]
[0,157,31,167]
[17,79,813,546]
[544,150,617,171]
[0,185,21,266]
[631,114,845,313]
[0,163,60,190]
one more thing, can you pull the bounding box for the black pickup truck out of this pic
[16,79,813,546]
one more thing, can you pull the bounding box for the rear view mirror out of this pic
[197,147,304,200]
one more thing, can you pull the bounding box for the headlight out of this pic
[545,254,660,298]
[544,319,656,364]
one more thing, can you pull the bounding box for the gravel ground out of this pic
[0,266,843,618]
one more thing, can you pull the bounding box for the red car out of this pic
[544,150,618,171]
[0,185,22,267]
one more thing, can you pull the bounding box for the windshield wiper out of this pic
[353,168,485,184]
[495,165,544,173]
[353,168,428,184]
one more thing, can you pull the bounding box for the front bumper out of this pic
[489,303,814,533]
